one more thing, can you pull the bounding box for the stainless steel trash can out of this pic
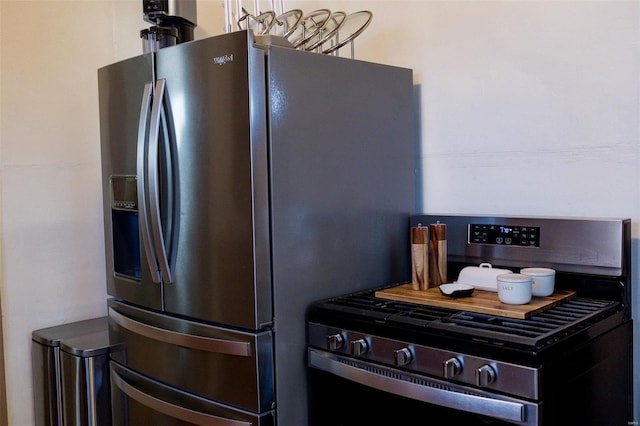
[32,317,114,426]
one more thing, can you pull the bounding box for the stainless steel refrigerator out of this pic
[98,29,415,425]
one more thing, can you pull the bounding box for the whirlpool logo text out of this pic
[213,54,234,65]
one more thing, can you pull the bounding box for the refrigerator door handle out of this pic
[148,78,173,284]
[136,82,162,283]
[109,307,252,357]
[111,368,253,426]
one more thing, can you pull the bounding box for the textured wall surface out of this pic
[1,0,638,424]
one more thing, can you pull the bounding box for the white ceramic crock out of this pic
[520,267,556,297]
[497,273,533,305]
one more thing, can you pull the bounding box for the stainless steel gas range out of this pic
[307,215,633,426]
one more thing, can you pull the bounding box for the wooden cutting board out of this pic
[375,284,576,319]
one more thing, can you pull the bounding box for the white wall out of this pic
[0,2,139,424]
[0,0,638,424]
[2,2,109,425]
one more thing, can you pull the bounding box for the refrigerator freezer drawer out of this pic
[111,361,275,426]
[108,299,274,413]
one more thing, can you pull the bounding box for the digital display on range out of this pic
[469,223,540,247]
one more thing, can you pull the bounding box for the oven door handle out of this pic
[308,348,530,424]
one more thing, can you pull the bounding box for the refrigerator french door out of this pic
[98,30,415,425]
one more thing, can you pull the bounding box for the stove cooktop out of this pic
[307,287,623,364]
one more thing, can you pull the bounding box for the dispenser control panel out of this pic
[111,176,138,211]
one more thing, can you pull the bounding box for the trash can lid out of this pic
[60,330,121,358]
[31,317,108,347]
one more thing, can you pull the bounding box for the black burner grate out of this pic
[421,298,618,348]
[315,292,619,350]
[323,294,453,321]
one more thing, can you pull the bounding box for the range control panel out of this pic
[469,224,540,247]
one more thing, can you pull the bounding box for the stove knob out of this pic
[394,347,413,367]
[327,333,344,350]
[443,357,463,378]
[476,364,497,387]
[350,338,369,356]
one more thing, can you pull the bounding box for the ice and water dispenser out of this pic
[110,176,141,280]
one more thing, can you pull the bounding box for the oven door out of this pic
[308,348,540,426]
